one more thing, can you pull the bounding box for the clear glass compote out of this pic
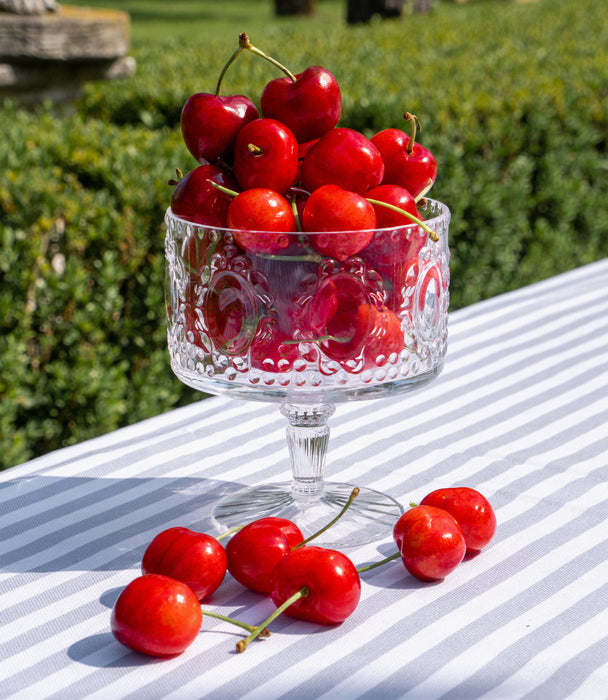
[165,199,450,547]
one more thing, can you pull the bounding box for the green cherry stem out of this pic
[366,198,439,242]
[258,251,323,263]
[356,550,401,574]
[415,181,435,204]
[357,500,421,572]
[281,333,359,347]
[402,113,435,203]
[404,112,421,156]
[202,609,271,637]
[216,525,244,541]
[239,32,297,83]
[215,37,248,96]
[217,486,358,543]
[294,487,360,549]
[291,197,303,233]
[208,179,238,198]
[236,586,310,653]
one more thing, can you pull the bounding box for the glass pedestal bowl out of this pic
[165,199,450,547]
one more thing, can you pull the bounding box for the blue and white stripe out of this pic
[1,258,607,699]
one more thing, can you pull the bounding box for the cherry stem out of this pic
[356,550,401,574]
[215,42,247,96]
[404,112,421,156]
[208,179,239,198]
[239,32,297,83]
[415,181,435,203]
[236,586,309,652]
[291,198,303,233]
[294,487,360,549]
[202,609,271,637]
[258,252,322,263]
[366,198,439,242]
[282,333,354,347]
[315,334,353,345]
[216,525,244,541]
[168,167,184,187]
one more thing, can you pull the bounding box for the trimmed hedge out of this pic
[1,0,607,469]
[1,110,186,466]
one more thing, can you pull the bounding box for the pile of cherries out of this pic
[111,486,496,657]
[169,34,442,372]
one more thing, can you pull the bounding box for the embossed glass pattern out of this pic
[165,199,450,545]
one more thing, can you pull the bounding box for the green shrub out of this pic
[1,0,607,469]
[0,108,193,468]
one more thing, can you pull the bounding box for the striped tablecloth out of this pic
[2,258,607,699]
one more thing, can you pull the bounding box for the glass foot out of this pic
[210,482,404,549]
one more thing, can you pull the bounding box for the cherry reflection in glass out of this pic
[164,198,450,548]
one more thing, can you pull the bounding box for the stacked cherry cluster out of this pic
[169,34,442,372]
[111,487,496,658]
[172,33,437,241]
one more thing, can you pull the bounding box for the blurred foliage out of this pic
[1,0,607,469]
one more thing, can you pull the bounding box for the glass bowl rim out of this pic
[165,198,449,237]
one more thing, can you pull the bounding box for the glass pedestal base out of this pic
[210,481,404,549]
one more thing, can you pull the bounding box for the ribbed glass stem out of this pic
[280,403,336,500]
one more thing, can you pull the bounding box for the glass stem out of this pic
[280,403,335,501]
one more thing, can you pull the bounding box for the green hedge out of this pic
[1,0,607,469]
[1,110,186,466]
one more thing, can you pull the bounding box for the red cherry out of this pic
[298,138,318,160]
[302,184,375,260]
[226,517,304,594]
[371,120,437,200]
[270,546,361,625]
[307,274,371,361]
[306,276,338,336]
[227,188,296,254]
[250,329,301,373]
[360,232,426,280]
[393,505,466,581]
[361,183,426,272]
[203,270,259,355]
[111,574,202,657]
[296,139,318,183]
[141,526,227,601]
[366,184,420,229]
[180,93,259,164]
[170,164,238,227]
[324,301,372,363]
[365,256,427,316]
[301,127,384,195]
[260,65,341,143]
[360,305,404,369]
[420,487,497,553]
[233,118,299,194]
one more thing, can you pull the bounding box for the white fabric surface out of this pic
[1,258,607,699]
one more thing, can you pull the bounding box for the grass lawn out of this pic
[70,0,347,43]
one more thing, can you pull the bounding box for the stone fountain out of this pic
[0,0,135,103]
